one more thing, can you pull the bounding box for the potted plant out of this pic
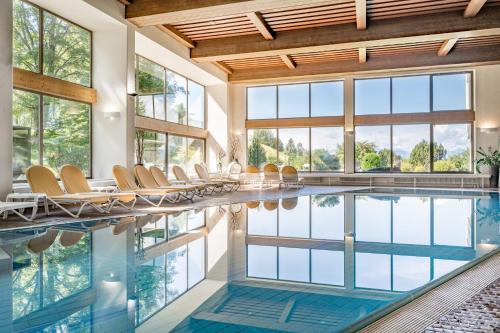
[476,146,500,188]
[135,129,146,165]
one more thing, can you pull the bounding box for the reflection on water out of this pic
[0,191,498,332]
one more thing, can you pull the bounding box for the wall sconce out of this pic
[104,111,121,120]
[345,129,354,136]
[478,127,499,134]
[103,272,121,283]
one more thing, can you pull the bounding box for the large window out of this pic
[12,90,91,180]
[247,80,344,119]
[135,55,205,128]
[13,0,91,86]
[247,127,344,171]
[354,72,472,173]
[136,129,205,176]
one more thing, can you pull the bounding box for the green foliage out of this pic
[312,194,340,208]
[312,148,340,171]
[475,146,500,173]
[248,137,267,167]
[361,152,381,170]
[13,0,40,72]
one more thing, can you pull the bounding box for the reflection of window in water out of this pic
[12,232,91,321]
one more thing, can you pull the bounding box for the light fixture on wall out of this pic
[104,111,121,120]
[103,272,121,283]
[478,127,499,134]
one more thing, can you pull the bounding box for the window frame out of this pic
[15,0,93,88]
[13,88,93,182]
[246,80,345,120]
[135,54,206,129]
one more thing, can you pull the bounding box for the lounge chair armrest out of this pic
[91,185,118,193]
[170,180,186,185]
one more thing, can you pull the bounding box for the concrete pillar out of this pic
[0,0,13,197]
[344,77,355,174]
[126,25,136,169]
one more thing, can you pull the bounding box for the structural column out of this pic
[0,0,13,197]
[344,77,355,174]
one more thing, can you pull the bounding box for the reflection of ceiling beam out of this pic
[156,24,195,48]
[126,0,335,27]
[358,47,367,63]
[438,38,458,56]
[280,54,296,69]
[191,7,500,62]
[247,12,274,40]
[464,0,487,17]
[229,45,500,82]
[355,0,366,30]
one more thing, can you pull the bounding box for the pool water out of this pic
[0,190,498,332]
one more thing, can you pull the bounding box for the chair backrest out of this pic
[245,165,261,181]
[263,163,280,181]
[246,201,260,209]
[263,200,279,211]
[112,165,140,191]
[194,163,210,181]
[26,229,59,254]
[60,164,92,194]
[134,164,160,188]
[172,165,190,183]
[281,197,298,210]
[59,231,84,247]
[26,165,65,196]
[245,165,260,174]
[150,166,171,187]
[227,162,242,175]
[281,165,299,182]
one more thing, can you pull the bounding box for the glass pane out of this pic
[140,130,166,171]
[278,247,309,282]
[167,245,188,302]
[12,90,40,181]
[187,210,205,231]
[247,245,277,279]
[311,195,344,240]
[13,0,40,72]
[188,238,205,288]
[168,212,187,238]
[393,255,430,292]
[42,233,91,306]
[311,127,344,171]
[354,78,390,115]
[393,124,430,172]
[247,129,278,168]
[393,197,430,245]
[167,71,187,125]
[12,243,40,319]
[247,202,278,236]
[136,256,165,324]
[432,124,471,172]
[247,86,276,119]
[168,135,187,176]
[278,128,310,171]
[433,198,472,247]
[43,12,91,86]
[136,95,154,118]
[136,56,165,119]
[278,84,309,118]
[355,126,391,172]
[311,81,343,117]
[355,196,391,243]
[355,253,391,290]
[311,250,344,286]
[188,80,205,128]
[392,76,430,113]
[42,96,91,176]
[433,73,470,111]
[187,138,204,176]
[279,196,309,238]
[433,259,467,279]
[140,217,167,249]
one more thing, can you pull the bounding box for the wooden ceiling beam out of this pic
[228,44,500,82]
[280,55,296,69]
[191,7,500,62]
[247,12,274,40]
[126,0,335,27]
[358,47,367,63]
[355,0,366,30]
[213,61,233,75]
[464,0,487,18]
[438,38,458,56]
[156,24,195,48]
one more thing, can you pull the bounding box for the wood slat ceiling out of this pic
[174,14,259,40]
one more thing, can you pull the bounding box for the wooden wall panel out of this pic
[135,116,208,139]
[13,67,97,104]
[354,111,475,125]
[246,116,345,129]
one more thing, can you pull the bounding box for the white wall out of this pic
[0,0,13,197]
[231,64,500,174]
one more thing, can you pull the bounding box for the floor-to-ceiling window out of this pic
[246,80,344,171]
[12,0,92,180]
[354,72,472,173]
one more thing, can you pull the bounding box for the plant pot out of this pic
[489,165,499,188]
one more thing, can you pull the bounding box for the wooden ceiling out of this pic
[123,0,500,82]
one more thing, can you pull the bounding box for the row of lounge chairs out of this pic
[1,163,239,221]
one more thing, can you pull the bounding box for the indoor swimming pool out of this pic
[0,189,498,332]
